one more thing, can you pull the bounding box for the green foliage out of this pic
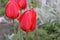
[28,0,40,8]
[36,21,60,40]
[0,0,8,16]
[0,0,8,7]
[0,8,4,16]
[4,20,60,40]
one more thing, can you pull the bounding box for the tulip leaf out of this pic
[17,27,24,40]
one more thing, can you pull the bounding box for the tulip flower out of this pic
[18,8,36,32]
[16,0,27,9]
[5,0,19,19]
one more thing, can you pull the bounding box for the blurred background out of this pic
[0,0,60,40]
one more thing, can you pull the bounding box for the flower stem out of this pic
[13,19,17,40]
[34,29,38,40]
[26,32,29,40]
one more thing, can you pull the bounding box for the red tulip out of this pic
[16,0,27,9]
[5,0,19,19]
[19,8,36,32]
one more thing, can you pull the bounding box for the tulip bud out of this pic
[18,8,36,32]
[5,0,19,19]
[16,0,27,9]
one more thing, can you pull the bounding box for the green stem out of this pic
[34,29,38,40]
[4,14,6,19]
[20,10,22,13]
[26,32,28,40]
[13,19,17,40]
